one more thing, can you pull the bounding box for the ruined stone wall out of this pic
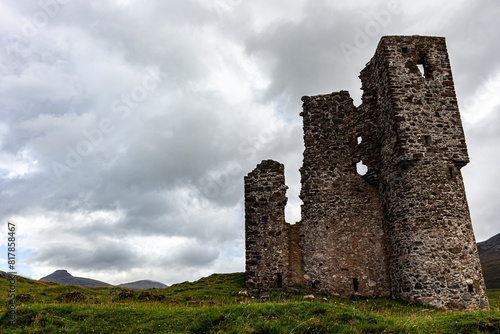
[359,36,489,310]
[299,91,391,297]
[244,35,489,311]
[244,160,289,289]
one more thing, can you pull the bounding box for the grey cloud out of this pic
[160,240,220,268]
[462,107,500,241]
[31,242,141,271]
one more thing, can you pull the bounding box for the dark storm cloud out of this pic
[245,2,365,104]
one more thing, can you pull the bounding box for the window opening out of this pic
[417,63,425,77]
[402,46,409,54]
[423,135,431,145]
[277,274,283,288]
[468,284,474,293]
[356,161,367,176]
[357,136,362,144]
[448,165,456,178]
[353,278,359,292]
[417,53,432,79]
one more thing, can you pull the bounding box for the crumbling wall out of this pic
[359,36,489,310]
[244,160,289,288]
[244,35,489,311]
[299,91,391,297]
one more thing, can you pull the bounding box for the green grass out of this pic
[1,273,499,333]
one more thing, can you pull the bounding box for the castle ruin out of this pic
[244,36,490,311]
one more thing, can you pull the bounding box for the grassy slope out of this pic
[482,258,500,289]
[1,273,499,333]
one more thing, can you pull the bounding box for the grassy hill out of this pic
[1,272,500,333]
[478,233,500,289]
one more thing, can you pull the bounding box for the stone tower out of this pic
[244,35,489,311]
[244,160,289,288]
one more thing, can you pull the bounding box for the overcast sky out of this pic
[1,0,499,285]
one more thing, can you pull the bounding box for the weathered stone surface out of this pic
[244,35,489,311]
[244,160,289,289]
[300,90,391,298]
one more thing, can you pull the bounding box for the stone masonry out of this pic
[244,36,490,311]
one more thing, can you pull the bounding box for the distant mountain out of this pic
[39,270,167,290]
[40,270,114,288]
[117,280,167,290]
[477,233,500,289]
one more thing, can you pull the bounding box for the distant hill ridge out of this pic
[477,232,500,289]
[36,233,500,291]
[39,270,167,290]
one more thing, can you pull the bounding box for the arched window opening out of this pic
[356,161,367,176]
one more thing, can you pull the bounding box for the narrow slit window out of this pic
[417,63,425,76]
[448,165,456,178]
[353,278,359,292]
[423,135,431,145]
[468,284,474,293]
[277,273,283,288]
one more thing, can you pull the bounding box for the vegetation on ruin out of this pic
[1,272,499,333]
